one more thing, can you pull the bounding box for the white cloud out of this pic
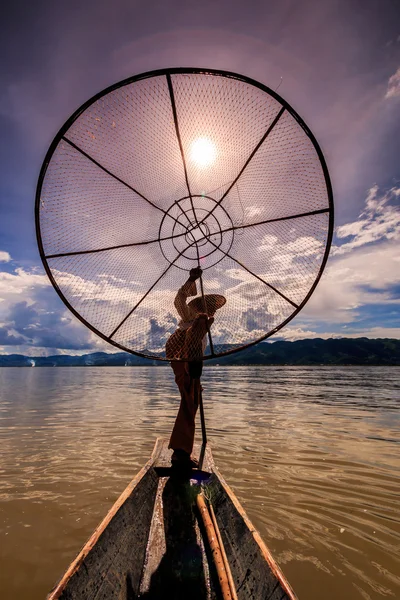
[205,279,222,290]
[246,206,263,219]
[276,326,324,341]
[333,185,400,255]
[385,67,400,99]
[275,326,400,341]
[303,241,400,323]
[298,185,400,325]
[286,236,323,257]
[352,327,400,339]
[0,267,49,302]
[0,251,11,263]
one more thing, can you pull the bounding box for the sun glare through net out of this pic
[190,137,217,168]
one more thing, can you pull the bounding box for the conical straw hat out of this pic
[188,294,226,315]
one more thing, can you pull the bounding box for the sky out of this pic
[0,0,399,356]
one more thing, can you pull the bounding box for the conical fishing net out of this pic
[36,68,333,361]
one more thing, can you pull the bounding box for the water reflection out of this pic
[0,366,399,600]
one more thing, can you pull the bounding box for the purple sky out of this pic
[0,0,399,355]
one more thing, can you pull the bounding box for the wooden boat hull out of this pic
[48,439,297,600]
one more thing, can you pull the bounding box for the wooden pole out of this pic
[208,502,238,600]
[196,493,232,600]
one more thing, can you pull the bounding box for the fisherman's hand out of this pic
[188,267,202,282]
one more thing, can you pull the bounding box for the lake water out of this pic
[0,366,399,600]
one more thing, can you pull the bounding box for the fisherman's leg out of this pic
[169,361,197,457]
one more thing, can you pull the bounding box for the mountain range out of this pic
[0,338,399,366]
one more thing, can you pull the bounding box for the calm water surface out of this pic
[0,366,399,600]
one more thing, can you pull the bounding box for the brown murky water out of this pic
[0,366,399,599]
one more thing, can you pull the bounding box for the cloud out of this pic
[6,300,93,350]
[0,325,26,345]
[276,326,332,341]
[241,307,268,332]
[385,67,400,99]
[0,267,49,301]
[332,185,400,255]
[0,264,102,353]
[206,279,223,290]
[299,185,400,325]
[0,251,11,262]
[275,326,400,341]
[144,313,178,352]
[303,242,400,323]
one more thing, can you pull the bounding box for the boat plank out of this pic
[207,467,297,600]
[48,440,164,599]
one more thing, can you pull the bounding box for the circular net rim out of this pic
[35,67,334,362]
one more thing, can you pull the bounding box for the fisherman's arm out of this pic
[174,268,202,321]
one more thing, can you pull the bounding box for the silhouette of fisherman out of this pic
[166,267,226,467]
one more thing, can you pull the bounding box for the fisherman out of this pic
[166,267,226,467]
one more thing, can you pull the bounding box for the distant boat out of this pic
[47,439,296,599]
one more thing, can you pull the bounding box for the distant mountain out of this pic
[0,351,157,367]
[0,338,399,366]
[210,338,400,366]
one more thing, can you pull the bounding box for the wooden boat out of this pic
[48,439,297,600]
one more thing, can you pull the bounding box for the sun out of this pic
[189,137,217,168]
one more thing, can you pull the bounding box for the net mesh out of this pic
[37,69,333,361]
